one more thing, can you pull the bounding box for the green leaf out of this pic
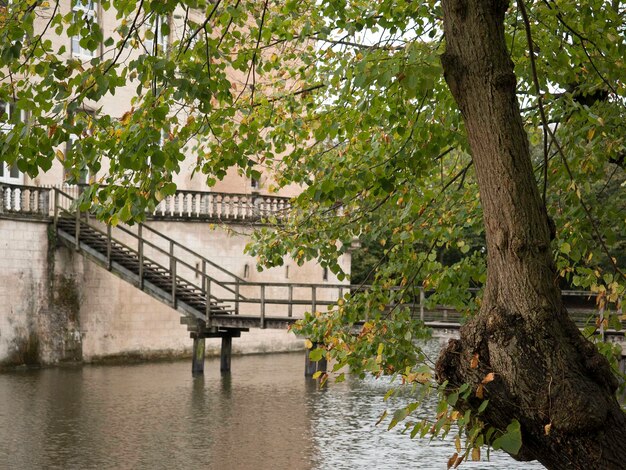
[388,407,409,430]
[492,420,522,455]
[309,348,324,362]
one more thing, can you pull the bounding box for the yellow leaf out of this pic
[304,339,313,349]
[454,455,465,468]
[476,384,484,399]
[120,109,133,125]
[472,447,480,461]
[455,435,461,453]
[55,149,65,161]
[587,127,595,141]
[481,372,495,384]
[470,353,479,369]
[447,453,458,469]
[375,410,388,426]
[544,423,552,435]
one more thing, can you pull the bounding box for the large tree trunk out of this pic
[435,0,626,468]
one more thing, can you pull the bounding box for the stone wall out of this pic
[0,218,48,367]
[0,217,82,367]
[1,216,349,367]
[75,243,306,362]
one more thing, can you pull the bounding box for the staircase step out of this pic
[56,217,243,320]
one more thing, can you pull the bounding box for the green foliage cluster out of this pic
[1,0,625,461]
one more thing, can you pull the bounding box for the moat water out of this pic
[0,352,544,469]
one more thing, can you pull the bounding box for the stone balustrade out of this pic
[151,191,292,222]
[0,183,50,217]
[0,183,293,223]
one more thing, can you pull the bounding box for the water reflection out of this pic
[0,352,544,469]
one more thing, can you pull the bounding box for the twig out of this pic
[518,0,624,279]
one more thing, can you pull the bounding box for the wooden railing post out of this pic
[599,304,606,343]
[235,278,240,315]
[206,278,212,319]
[74,206,81,251]
[288,285,293,317]
[138,225,144,290]
[106,224,112,270]
[201,260,206,293]
[420,287,425,322]
[53,189,59,230]
[260,285,266,329]
[170,240,176,308]
[171,258,177,308]
[202,260,210,318]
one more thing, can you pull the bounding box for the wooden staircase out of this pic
[53,201,244,339]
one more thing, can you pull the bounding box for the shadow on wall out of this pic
[5,327,40,368]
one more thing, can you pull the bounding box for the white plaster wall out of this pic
[145,220,351,317]
[0,218,48,365]
[73,217,348,360]
[58,245,309,361]
[4,2,347,363]
[0,218,309,365]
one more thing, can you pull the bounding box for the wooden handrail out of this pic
[54,189,246,305]
[140,223,246,283]
[46,184,613,325]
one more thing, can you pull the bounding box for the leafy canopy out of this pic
[1,0,625,457]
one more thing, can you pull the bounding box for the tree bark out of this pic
[435,0,626,468]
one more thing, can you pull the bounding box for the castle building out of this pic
[0,0,351,367]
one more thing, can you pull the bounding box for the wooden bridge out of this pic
[0,183,620,375]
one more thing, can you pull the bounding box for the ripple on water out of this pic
[0,351,544,469]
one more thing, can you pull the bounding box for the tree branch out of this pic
[519,0,624,279]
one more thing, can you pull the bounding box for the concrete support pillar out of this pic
[220,335,232,373]
[304,341,328,377]
[192,337,205,376]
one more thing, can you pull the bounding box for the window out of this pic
[0,101,23,184]
[0,100,15,132]
[71,0,98,59]
[145,14,168,55]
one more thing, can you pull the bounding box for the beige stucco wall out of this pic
[1,3,348,367]
[0,218,49,365]
[23,1,301,200]
[1,217,339,367]
[74,236,308,361]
